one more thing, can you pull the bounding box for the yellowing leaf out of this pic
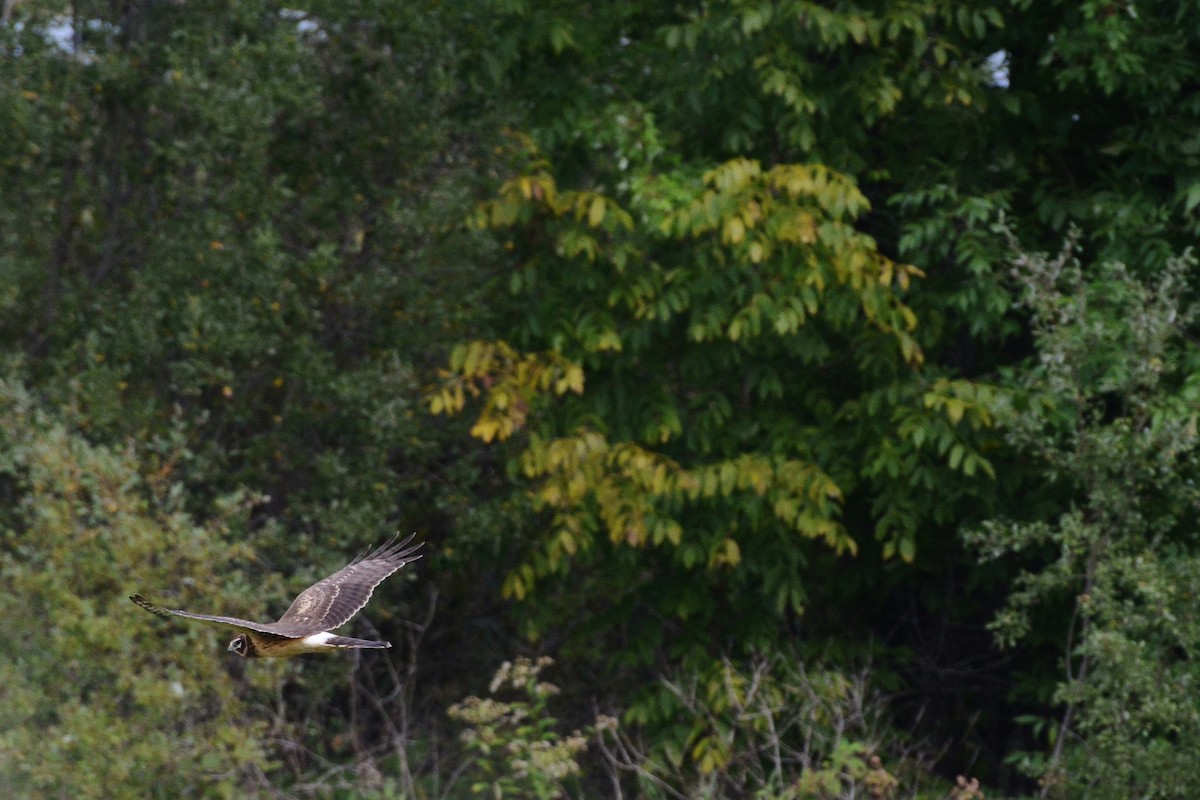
[471,417,501,443]
[709,538,741,568]
[945,398,966,424]
[502,571,527,600]
[588,195,606,227]
[725,216,746,245]
[566,364,584,393]
[594,330,622,351]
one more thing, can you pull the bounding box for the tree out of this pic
[969,231,1200,797]
[0,0,500,542]
[435,1,1007,670]
[433,142,998,666]
[1,1,516,793]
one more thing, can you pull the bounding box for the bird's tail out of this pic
[325,635,391,649]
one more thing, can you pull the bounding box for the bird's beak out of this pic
[227,641,238,653]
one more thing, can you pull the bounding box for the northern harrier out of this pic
[131,534,423,658]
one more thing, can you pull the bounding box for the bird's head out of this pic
[227,634,252,657]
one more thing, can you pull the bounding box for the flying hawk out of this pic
[131,534,423,658]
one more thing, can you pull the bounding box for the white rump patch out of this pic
[302,632,337,647]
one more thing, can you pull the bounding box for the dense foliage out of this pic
[3,1,1200,798]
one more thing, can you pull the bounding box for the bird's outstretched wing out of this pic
[130,594,305,638]
[275,533,423,632]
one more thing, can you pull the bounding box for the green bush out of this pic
[970,231,1200,797]
[449,656,595,799]
[596,652,907,800]
[0,376,277,798]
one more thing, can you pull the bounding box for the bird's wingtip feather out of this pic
[366,532,424,564]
